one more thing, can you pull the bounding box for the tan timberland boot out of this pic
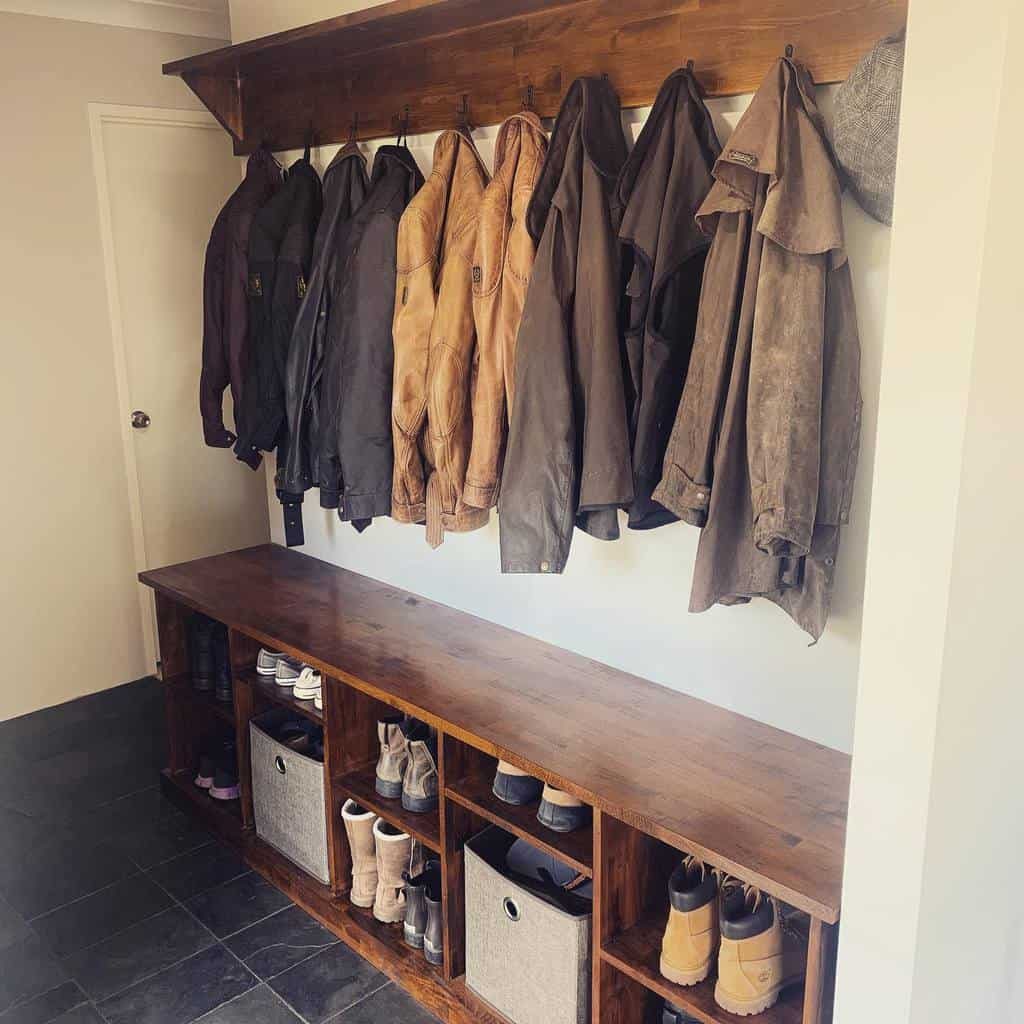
[660,855,720,986]
[402,725,439,813]
[341,800,378,909]
[375,714,409,799]
[715,883,807,1016]
[373,819,422,923]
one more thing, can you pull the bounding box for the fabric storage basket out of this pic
[465,826,591,1024]
[250,709,329,884]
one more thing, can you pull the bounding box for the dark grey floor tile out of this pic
[98,945,255,1024]
[194,985,303,1023]
[48,1006,105,1024]
[268,944,386,1024]
[185,874,290,939]
[0,838,137,920]
[331,982,440,1023]
[62,906,214,1002]
[0,808,75,878]
[224,904,337,980]
[0,936,69,1016]
[146,844,248,902]
[0,981,87,1024]
[0,897,31,952]
[35,745,165,812]
[113,807,212,871]
[31,874,171,958]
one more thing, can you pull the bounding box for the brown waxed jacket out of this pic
[652,58,862,641]
[392,129,490,546]
[464,112,548,511]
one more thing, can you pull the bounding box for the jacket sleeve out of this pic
[652,208,749,526]
[198,223,233,447]
[745,242,826,557]
[498,206,577,573]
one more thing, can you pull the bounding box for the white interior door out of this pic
[91,105,271,665]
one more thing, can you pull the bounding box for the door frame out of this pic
[88,103,233,671]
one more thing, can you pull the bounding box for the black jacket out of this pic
[616,68,720,529]
[499,76,630,573]
[199,148,279,449]
[317,146,423,531]
[233,156,322,470]
[277,144,370,543]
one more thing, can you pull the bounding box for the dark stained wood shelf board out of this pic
[602,916,804,1024]
[161,769,242,835]
[161,0,909,153]
[141,545,849,921]
[337,764,442,853]
[445,776,593,877]
[237,667,324,723]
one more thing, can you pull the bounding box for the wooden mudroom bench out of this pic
[140,544,849,1024]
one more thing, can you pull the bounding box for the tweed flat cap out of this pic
[833,30,906,225]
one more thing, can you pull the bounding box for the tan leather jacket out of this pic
[464,112,548,510]
[392,129,489,546]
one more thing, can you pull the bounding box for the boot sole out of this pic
[402,793,439,813]
[537,802,589,833]
[373,906,406,924]
[424,941,443,966]
[714,974,802,1016]
[210,784,240,801]
[659,956,712,987]
[375,778,404,799]
[403,924,425,949]
[349,892,376,909]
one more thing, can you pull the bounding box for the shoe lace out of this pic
[719,874,765,913]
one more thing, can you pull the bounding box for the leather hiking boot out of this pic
[373,819,421,924]
[715,883,807,1016]
[537,784,590,833]
[190,614,215,692]
[423,866,443,966]
[213,624,232,704]
[662,1002,700,1024]
[375,714,409,799]
[493,761,542,806]
[341,800,378,909]
[402,726,438,813]
[403,858,440,949]
[660,855,719,986]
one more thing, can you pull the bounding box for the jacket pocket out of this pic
[428,340,468,441]
[391,263,434,439]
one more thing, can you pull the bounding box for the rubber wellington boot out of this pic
[660,855,719,986]
[662,1001,700,1024]
[492,761,543,806]
[423,868,444,966]
[190,615,215,692]
[375,714,409,799]
[213,624,232,704]
[403,859,440,949]
[402,725,438,813]
[715,883,807,1016]
[537,784,590,833]
[373,819,420,923]
[341,800,379,909]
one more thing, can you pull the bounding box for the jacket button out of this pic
[540,561,550,572]
[696,492,706,502]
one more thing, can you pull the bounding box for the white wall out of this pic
[257,85,890,755]
[229,0,389,42]
[0,12,225,720]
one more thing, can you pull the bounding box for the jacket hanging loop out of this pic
[395,104,410,146]
[522,84,536,113]
[347,112,359,145]
[303,121,314,162]
[785,43,795,59]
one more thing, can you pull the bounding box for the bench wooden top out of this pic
[140,543,849,921]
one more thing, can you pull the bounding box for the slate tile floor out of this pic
[0,678,438,1024]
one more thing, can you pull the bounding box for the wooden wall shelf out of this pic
[142,544,847,1024]
[164,0,909,153]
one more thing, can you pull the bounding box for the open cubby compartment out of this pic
[595,815,837,1024]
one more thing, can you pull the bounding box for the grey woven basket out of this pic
[250,709,329,884]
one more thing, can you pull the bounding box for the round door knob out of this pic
[131,410,151,429]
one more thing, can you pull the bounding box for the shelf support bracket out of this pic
[182,70,244,148]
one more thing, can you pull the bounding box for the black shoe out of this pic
[190,614,215,692]
[492,760,543,806]
[662,1001,700,1024]
[213,624,232,704]
[403,859,440,950]
[537,784,590,833]
[423,868,443,966]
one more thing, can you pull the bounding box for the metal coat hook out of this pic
[457,93,473,133]
[785,43,795,59]
[395,104,410,146]
[685,58,695,72]
[347,112,359,144]
[303,120,314,162]
[522,83,536,113]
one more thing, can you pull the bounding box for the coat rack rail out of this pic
[166,0,908,155]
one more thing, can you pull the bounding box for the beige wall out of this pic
[228,0,388,42]
[0,13,225,721]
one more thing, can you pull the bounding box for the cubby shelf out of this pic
[239,667,323,723]
[162,768,242,830]
[336,764,441,854]
[167,674,236,726]
[445,774,593,878]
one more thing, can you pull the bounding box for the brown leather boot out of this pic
[341,799,378,909]
[402,726,438,813]
[373,819,421,923]
[375,714,409,799]
[715,883,807,1016]
[660,855,719,986]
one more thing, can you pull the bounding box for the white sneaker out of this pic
[314,692,323,711]
[293,666,322,701]
[256,648,285,675]
[274,656,302,688]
